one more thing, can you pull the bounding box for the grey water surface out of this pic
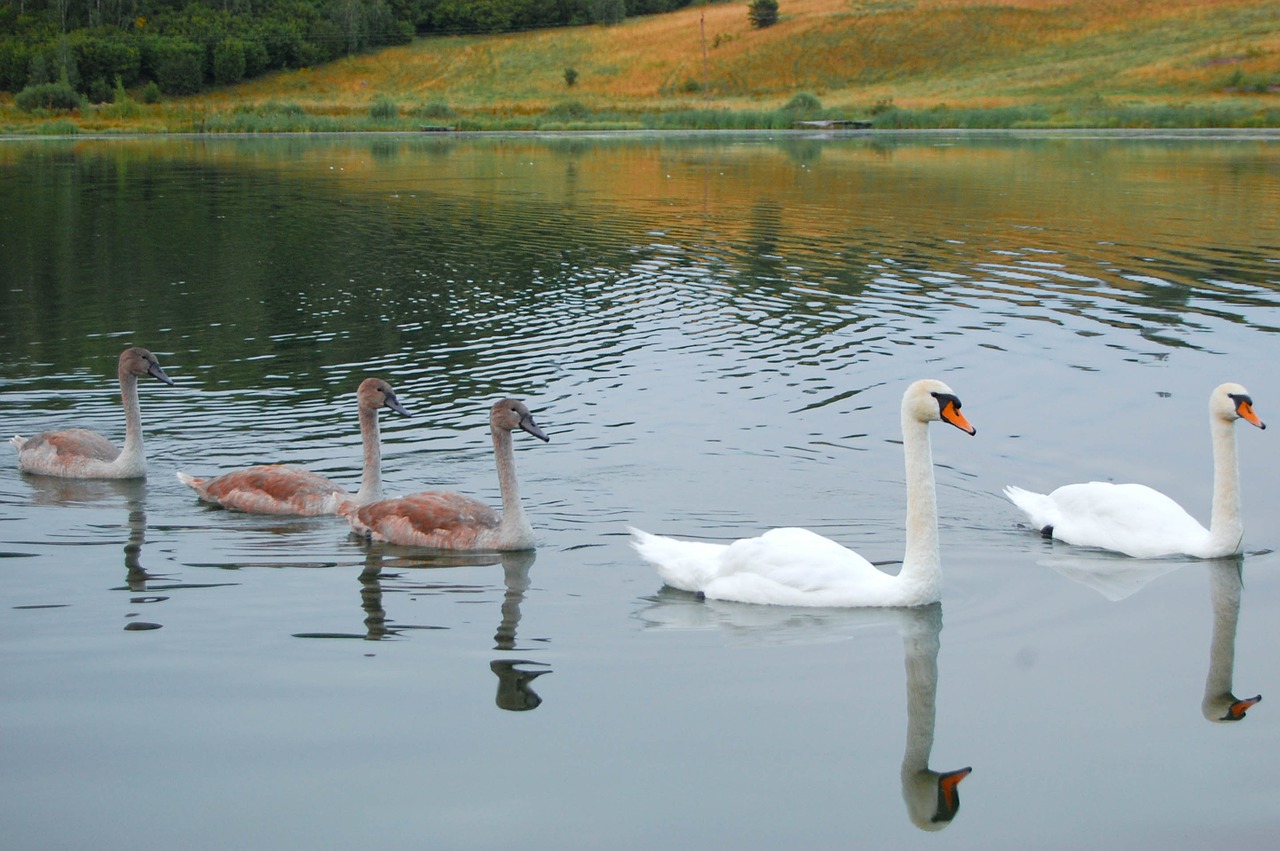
[2,131,1279,849]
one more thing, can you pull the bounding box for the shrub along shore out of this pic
[2,0,1278,134]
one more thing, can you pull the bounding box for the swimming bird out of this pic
[342,398,549,550]
[1004,383,1265,559]
[176,377,410,516]
[630,378,977,607]
[10,346,174,479]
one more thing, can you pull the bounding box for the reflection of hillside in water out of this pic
[636,594,971,830]
[3,137,1277,395]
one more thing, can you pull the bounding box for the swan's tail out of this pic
[1002,485,1056,532]
[175,470,204,490]
[9,435,27,453]
[628,526,726,593]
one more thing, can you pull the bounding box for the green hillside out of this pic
[5,0,1279,133]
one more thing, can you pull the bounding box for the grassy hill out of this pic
[7,0,1280,133]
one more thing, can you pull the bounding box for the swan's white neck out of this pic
[114,369,146,475]
[899,410,942,602]
[1207,415,1243,556]
[491,426,534,548]
[353,403,383,504]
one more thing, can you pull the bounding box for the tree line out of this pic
[0,0,716,102]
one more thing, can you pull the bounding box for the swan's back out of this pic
[1009,481,1210,558]
[178,466,348,516]
[347,492,501,549]
[17,429,122,470]
[632,526,913,607]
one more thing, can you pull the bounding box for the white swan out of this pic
[342,398,549,551]
[630,379,976,607]
[1004,383,1265,559]
[10,346,174,479]
[176,377,409,515]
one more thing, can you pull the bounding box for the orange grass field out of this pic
[8,0,1280,130]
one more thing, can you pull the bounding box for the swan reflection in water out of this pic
[1203,560,1261,722]
[302,546,550,710]
[15,478,186,629]
[636,593,971,830]
[1041,553,1261,722]
[19,476,162,603]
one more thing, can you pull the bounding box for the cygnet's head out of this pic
[121,346,174,386]
[491,398,550,442]
[358,377,411,417]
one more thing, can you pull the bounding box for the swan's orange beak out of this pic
[1225,694,1262,720]
[935,766,972,822]
[941,400,976,436]
[1236,399,1265,430]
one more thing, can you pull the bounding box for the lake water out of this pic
[2,130,1279,849]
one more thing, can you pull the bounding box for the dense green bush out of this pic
[15,79,84,111]
[142,37,204,95]
[72,31,141,89]
[0,39,31,91]
[213,38,247,85]
[748,0,779,29]
[783,91,821,115]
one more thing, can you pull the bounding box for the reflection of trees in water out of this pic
[6,138,1277,393]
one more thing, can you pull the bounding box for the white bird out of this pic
[1004,383,1265,559]
[630,379,976,607]
[10,346,174,479]
[177,377,409,516]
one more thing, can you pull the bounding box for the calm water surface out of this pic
[2,131,1280,849]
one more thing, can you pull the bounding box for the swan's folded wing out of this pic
[1048,482,1207,557]
[356,492,500,548]
[718,528,884,592]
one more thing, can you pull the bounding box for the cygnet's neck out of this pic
[353,402,384,504]
[492,425,534,547]
[1207,414,1243,556]
[115,369,145,473]
[899,411,941,599]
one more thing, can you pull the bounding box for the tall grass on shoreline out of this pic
[5,99,1279,135]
